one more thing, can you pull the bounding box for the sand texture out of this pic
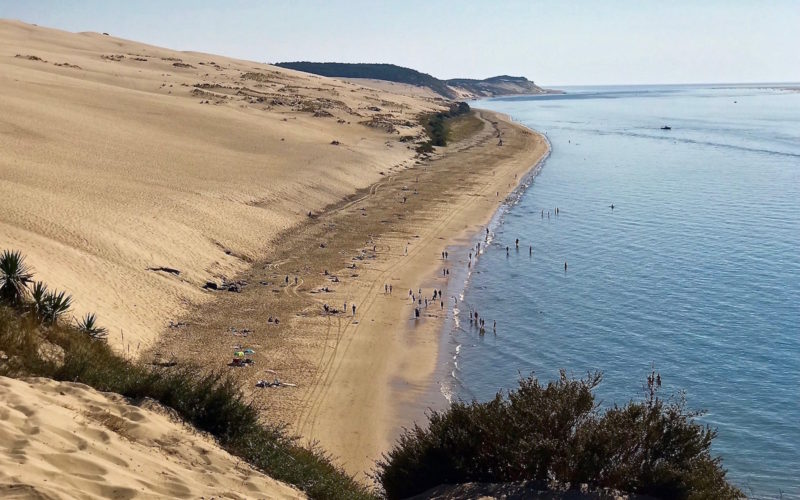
[0,376,304,499]
[0,19,441,354]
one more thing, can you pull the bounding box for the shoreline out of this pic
[432,127,552,406]
[153,109,550,478]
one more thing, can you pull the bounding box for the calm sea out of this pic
[440,85,800,498]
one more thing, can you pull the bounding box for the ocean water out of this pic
[441,85,800,498]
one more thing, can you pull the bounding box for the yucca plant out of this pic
[0,250,33,306]
[75,312,108,341]
[42,289,72,325]
[29,280,49,321]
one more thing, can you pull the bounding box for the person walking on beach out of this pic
[440,300,444,310]
[506,246,510,256]
[294,276,298,285]
[415,307,420,318]
[352,304,356,317]
[385,284,388,294]
[389,284,393,294]
[493,320,496,333]
[529,245,532,256]
[564,261,568,271]
[515,238,519,249]
[285,275,289,284]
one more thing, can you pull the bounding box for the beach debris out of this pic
[229,327,250,337]
[203,281,218,290]
[256,379,296,388]
[330,139,340,145]
[147,266,181,275]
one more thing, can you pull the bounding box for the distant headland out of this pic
[274,61,559,99]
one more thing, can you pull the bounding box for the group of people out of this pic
[322,302,357,316]
[408,287,445,319]
[468,307,496,335]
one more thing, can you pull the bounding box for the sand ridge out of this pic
[0,376,304,499]
[0,19,444,354]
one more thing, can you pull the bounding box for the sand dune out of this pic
[0,376,303,499]
[0,19,441,353]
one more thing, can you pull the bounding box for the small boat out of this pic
[661,125,672,130]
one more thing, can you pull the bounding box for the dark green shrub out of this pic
[419,102,472,149]
[75,312,108,340]
[0,249,33,305]
[376,371,742,500]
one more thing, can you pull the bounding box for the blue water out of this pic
[442,85,800,498]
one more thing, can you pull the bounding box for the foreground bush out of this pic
[376,371,743,499]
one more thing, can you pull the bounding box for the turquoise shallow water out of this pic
[441,85,800,498]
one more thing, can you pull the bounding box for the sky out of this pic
[1,0,798,86]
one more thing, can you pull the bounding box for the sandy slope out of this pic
[0,376,304,499]
[339,78,443,99]
[0,19,440,354]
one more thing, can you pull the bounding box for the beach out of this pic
[153,109,548,475]
[1,19,548,478]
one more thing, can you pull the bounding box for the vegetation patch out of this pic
[417,101,471,152]
[376,371,743,500]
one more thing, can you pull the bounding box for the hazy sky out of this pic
[2,0,798,86]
